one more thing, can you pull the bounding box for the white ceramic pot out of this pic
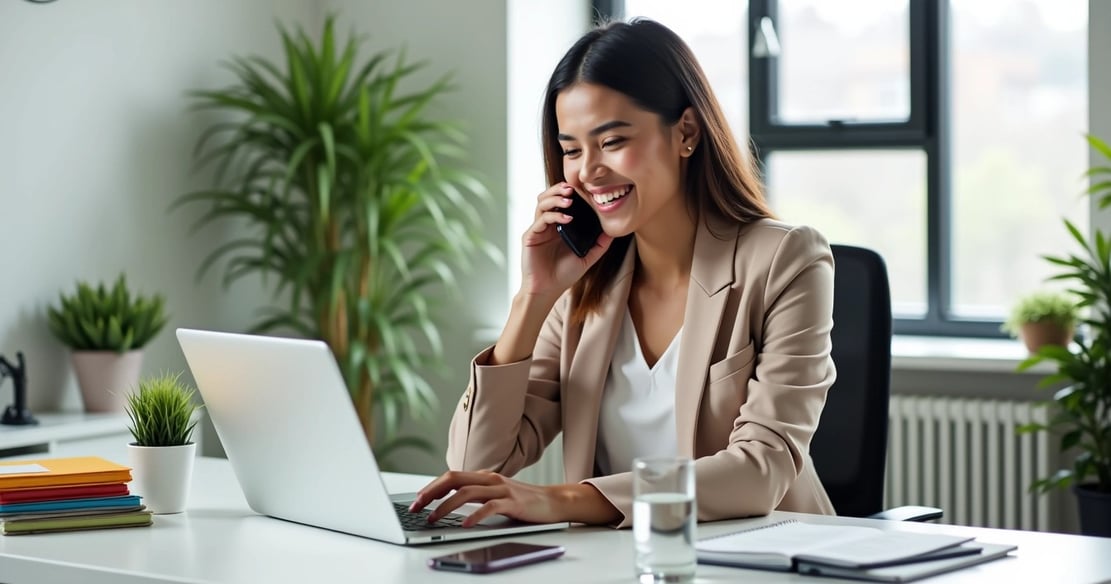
[71,350,144,412]
[128,442,197,514]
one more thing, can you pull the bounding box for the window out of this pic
[598,0,1088,336]
[620,0,749,137]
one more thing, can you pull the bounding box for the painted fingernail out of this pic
[562,197,572,205]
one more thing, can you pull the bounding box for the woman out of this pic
[409,18,836,529]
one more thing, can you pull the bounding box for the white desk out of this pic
[0,457,1109,584]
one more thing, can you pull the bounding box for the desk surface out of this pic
[0,457,1109,584]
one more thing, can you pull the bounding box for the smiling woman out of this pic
[409,18,838,531]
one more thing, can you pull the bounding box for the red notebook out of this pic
[0,483,130,505]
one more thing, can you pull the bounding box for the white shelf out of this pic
[0,412,130,456]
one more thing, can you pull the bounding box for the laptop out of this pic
[176,328,569,545]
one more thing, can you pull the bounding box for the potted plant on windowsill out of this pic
[47,274,169,412]
[1018,134,1111,537]
[125,371,201,514]
[1002,290,1079,355]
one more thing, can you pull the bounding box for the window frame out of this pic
[596,0,1009,337]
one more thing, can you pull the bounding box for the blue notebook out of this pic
[0,495,142,515]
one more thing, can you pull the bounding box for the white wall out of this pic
[0,1,319,420]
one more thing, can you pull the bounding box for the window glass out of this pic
[623,0,748,136]
[949,0,1088,319]
[768,150,927,316]
[776,0,911,124]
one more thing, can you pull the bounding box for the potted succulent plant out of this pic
[46,274,169,412]
[1019,134,1111,536]
[1002,290,1079,354]
[125,371,200,514]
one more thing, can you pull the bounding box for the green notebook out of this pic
[2,509,153,535]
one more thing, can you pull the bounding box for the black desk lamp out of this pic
[0,352,38,425]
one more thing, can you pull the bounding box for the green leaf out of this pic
[1061,429,1082,451]
[1085,180,1111,197]
[1087,133,1111,162]
[1083,165,1111,179]
[1035,373,1071,390]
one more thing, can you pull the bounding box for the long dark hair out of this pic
[541,18,773,324]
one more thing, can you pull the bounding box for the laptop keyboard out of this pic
[394,502,468,530]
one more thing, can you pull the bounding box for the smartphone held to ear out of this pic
[557,194,603,258]
[427,542,565,574]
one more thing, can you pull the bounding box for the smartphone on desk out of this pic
[556,193,603,258]
[427,542,565,574]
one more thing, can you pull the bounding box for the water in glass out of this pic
[633,491,696,583]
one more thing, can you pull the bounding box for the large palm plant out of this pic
[176,18,495,462]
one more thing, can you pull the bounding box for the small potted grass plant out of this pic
[125,372,200,514]
[47,274,168,412]
[1002,290,1078,355]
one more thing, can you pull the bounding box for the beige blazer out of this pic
[447,216,837,528]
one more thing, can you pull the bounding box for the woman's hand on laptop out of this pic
[411,470,621,527]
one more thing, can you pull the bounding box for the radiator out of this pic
[885,395,1056,531]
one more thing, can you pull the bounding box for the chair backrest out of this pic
[810,244,893,517]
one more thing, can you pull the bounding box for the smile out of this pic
[591,185,632,206]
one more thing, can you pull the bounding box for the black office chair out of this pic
[810,244,942,522]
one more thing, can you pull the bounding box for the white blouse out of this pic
[594,309,682,475]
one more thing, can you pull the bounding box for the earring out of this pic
[686,146,693,153]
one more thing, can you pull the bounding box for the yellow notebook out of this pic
[2,509,153,535]
[0,457,132,490]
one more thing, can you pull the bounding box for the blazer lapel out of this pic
[563,239,638,482]
[674,217,739,457]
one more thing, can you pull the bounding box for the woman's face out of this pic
[555,83,693,238]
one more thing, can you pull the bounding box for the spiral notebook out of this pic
[695,520,974,571]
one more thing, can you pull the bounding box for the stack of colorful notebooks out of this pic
[0,456,152,535]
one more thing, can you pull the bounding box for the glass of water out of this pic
[633,456,696,583]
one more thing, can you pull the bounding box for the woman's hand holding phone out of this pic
[488,183,613,366]
[521,182,612,301]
